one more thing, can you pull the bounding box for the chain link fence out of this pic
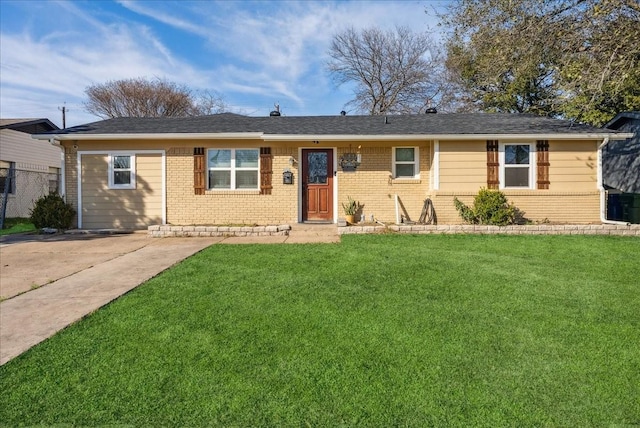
[1,167,60,226]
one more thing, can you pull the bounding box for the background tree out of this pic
[327,26,445,115]
[84,77,228,119]
[441,0,640,125]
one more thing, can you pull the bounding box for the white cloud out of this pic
[0,1,447,125]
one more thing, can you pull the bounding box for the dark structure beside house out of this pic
[604,111,640,223]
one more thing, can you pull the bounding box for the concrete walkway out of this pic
[0,224,339,365]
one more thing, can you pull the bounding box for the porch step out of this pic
[287,223,340,243]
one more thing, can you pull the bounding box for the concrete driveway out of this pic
[1,232,156,300]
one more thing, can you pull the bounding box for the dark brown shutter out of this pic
[194,147,205,195]
[486,140,499,189]
[536,140,550,189]
[260,147,272,195]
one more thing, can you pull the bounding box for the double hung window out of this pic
[109,154,135,189]
[393,147,419,179]
[500,143,534,188]
[208,149,259,190]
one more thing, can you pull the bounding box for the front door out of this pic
[302,149,333,222]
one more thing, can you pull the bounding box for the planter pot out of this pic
[345,214,355,225]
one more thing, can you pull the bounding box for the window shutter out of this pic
[486,140,499,189]
[260,147,272,195]
[536,140,549,189]
[194,147,205,195]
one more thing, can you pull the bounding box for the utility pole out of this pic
[58,103,68,128]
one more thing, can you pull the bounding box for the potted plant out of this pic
[342,196,360,225]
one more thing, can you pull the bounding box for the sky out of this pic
[0,0,447,128]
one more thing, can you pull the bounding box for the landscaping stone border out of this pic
[148,224,291,237]
[340,224,640,236]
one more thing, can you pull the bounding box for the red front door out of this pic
[302,149,333,221]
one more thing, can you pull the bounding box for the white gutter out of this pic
[597,137,630,225]
[49,138,65,199]
[34,132,634,142]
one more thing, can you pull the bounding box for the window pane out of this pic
[236,150,259,168]
[114,171,131,185]
[396,164,415,177]
[307,152,328,184]
[505,167,529,187]
[396,148,415,162]
[113,156,130,169]
[209,150,231,168]
[505,145,529,165]
[209,170,231,189]
[236,171,258,189]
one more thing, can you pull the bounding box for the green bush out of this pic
[29,193,76,230]
[453,188,518,225]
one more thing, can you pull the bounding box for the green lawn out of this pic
[1,234,638,426]
[0,217,35,236]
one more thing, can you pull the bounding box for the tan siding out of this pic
[81,153,163,229]
[0,129,61,171]
[438,140,486,191]
[548,140,598,191]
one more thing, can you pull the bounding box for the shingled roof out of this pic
[35,113,628,139]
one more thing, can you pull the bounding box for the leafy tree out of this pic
[84,77,228,119]
[440,0,640,125]
[327,26,445,115]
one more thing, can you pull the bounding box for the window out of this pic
[500,143,535,188]
[109,154,135,189]
[393,147,419,178]
[0,162,16,194]
[208,149,259,190]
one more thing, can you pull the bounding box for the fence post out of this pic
[0,163,15,230]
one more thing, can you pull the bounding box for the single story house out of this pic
[33,112,633,230]
[602,111,640,223]
[1,118,61,218]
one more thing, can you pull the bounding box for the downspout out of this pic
[49,138,66,200]
[598,137,629,225]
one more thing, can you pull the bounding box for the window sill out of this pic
[205,189,260,195]
[391,178,422,185]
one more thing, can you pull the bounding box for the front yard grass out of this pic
[0,234,638,426]
[0,217,35,236]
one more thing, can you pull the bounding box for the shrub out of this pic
[453,188,518,225]
[29,193,76,230]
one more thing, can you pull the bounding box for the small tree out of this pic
[453,188,517,225]
[30,193,75,231]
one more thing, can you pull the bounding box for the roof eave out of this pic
[33,132,633,142]
[261,133,633,141]
[33,132,265,141]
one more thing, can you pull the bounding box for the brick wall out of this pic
[337,144,431,223]
[431,191,601,224]
[166,146,299,225]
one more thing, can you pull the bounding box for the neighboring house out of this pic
[602,111,640,223]
[0,118,61,218]
[33,113,632,230]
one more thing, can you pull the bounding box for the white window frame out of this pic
[207,148,260,190]
[499,142,535,189]
[392,147,420,179]
[108,154,136,189]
